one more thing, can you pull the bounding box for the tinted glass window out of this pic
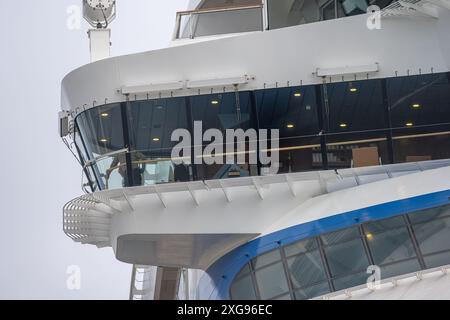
[284,238,317,257]
[364,216,406,233]
[413,216,450,255]
[76,103,125,189]
[408,205,450,224]
[191,92,257,180]
[127,98,191,186]
[256,85,322,173]
[252,249,281,269]
[128,98,189,155]
[326,79,387,133]
[321,227,360,245]
[333,271,368,291]
[76,103,125,158]
[230,274,257,300]
[229,203,450,300]
[380,259,420,279]
[268,0,394,30]
[287,251,327,288]
[324,238,369,276]
[387,73,450,129]
[254,262,289,299]
[365,227,416,265]
[294,282,330,300]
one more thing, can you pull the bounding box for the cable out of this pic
[100,7,109,29]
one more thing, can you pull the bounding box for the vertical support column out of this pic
[185,96,198,181]
[404,215,427,270]
[122,96,134,187]
[316,237,335,292]
[316,84,329,170]
[88,29,111,62]
[154,267,182,300]
[382,78,395,164]
[250,91,261,176]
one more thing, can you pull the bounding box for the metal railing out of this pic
[173,2,265,40]
[79,128,450,193]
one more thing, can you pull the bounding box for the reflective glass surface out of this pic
[267,0,395,30]
[230,203,450,300]
[73,72,450,190]
[254,262,289,299]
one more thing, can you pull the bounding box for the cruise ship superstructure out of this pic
[60,0,450,300]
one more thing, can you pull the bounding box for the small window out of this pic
[324,238,370,277]
[294,282,330,300]
[321,227,361,246]
[408,204,450,224]
[380,259,421,279]
[333,271,369,291]
[252,249,281,270]
[413,216,450,255]
[254,262,289,299]
[284,238,317,257]
[230,274,257,300]
[365,227,417,265]
[424,251,450,269]
[287,251,327,288]
[364,216,406,234]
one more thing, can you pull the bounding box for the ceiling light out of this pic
[211,100,220,105]
[294,92,302,97]
[412,103,421,108]
[156,105,164,110]
[286,123,295,129]
[100,112,109,117]
[152,137,161,142]
[100,138,108,143]
[350,87,358,93]
[366,233,373,240]
[405,122,414,127]
[340,123,348,128]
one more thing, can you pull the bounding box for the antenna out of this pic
[83,0,117,62]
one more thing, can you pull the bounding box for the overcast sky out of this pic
[0,0,188,299]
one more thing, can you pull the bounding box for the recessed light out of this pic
[405,122,414,127]
[286,123,295,129]
[350,87,358,93]
[100,138,108,143]
[152,137,160,142]
[412,103,421,108]
[211,100,220,105]
[294,92,302,97]
[100,113,109,117]
[340,123,347,128]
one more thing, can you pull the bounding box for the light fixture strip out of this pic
[186,76,250,89]
[121,81,185,95]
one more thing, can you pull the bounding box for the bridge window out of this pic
[267,0,395,30]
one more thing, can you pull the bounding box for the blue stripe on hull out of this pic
[199,189,450,300]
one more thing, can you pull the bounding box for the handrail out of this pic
[173,3,264,40]
[176,3,263,16]
[79,129,450,192]
[84,148,129,168]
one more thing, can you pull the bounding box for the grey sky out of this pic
[0,0,188,299]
